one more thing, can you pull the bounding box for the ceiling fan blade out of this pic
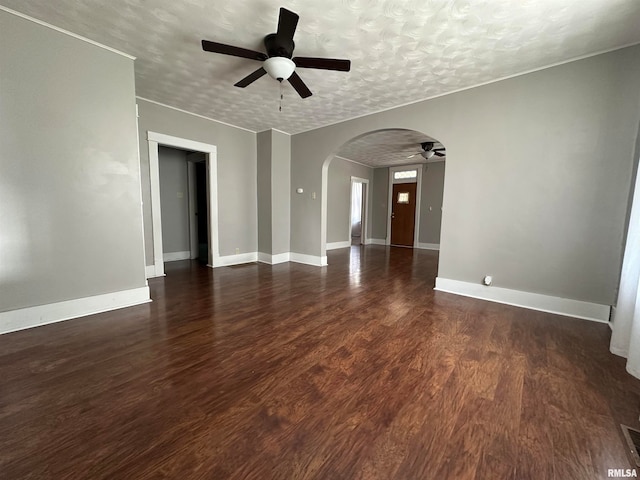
[433,148,445,152]
[434,151,445,157]
[234,67,267,88]
[276,8,299,43]
[202,40,267,61]
[293,57,351,72]
[288,72,312,98]
[407,153,419,159]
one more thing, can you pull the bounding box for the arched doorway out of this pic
[322,128,446,261]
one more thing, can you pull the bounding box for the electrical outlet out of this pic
[235,248,240,254]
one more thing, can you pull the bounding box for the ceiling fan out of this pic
[407,142,445,159]
[201,7,351,98]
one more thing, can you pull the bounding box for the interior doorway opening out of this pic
[322,128,446,270]
[350,178,368,246]
[147,132,219,278]
[158,147,209,265]
[193,161,209,263]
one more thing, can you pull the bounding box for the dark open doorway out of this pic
[195,161,209,264]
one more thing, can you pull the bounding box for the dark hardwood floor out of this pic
[1,246,639,479]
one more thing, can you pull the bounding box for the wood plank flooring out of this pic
[1,246,639,479]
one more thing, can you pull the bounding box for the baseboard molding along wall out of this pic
[290,253,328,267]
[326,241,352,250]
[149,251,329,270]
[368,238,387,245]
[145,265,164,279]
[258,252,291,265]
[417,243,440,250]
[219,252,326,267]
[434,277,610,323]
[0,286,151,335]
[163,251,191,262]
[211,252,258,267]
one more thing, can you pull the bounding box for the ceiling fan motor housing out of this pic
[263,33,296,81]
[264,33,294,58]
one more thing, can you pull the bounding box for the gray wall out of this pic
[0,11,147,312]
[371,168,389,240]
[271,130,291,255]
[159,147,190,254]
[256,129,291,256]
[291,45,640,306]
[327,157,373,243]
[419,162,445,245]
[257,131,272,254]
[137,99,257,262]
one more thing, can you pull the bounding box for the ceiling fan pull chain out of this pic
[279,80,284,112]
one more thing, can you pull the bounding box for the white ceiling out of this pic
[336,129,444,168]
[3,0,640,136]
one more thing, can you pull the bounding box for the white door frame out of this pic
[386,164,423,247]
[349,176,369,245]
[147,131,219,277]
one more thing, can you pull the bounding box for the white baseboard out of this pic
[290,253,328,267]
[145,264,166,279]
[258,252,291,265]
[611,345,628,357]
[327,241,352,250]
[417,242,440,250]
[211,252,258,267]
[368,238,387,245]
[163,251,190,262]
[0,286,151,335]
[434,277,610,323]
[151,251,329,269]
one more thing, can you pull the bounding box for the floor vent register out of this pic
[621,424,640,467]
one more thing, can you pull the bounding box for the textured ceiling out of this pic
[3,0,640,134]
[336,129,444,167]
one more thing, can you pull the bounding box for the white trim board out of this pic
[417,243,440,250]
[163,251,191,262]
[258,252,291,265]
[334,155,374,169]
[211,252,258,267]
[290,253,328,267]
[145,265,166,279]
[434,277,610,323]
[327,241,352,250]
[0,287,151,335]
[0,6,136,60]
[137,97,255,133]
[257,127,291,136]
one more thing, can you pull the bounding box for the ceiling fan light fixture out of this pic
[263,57,295,81]
[422,150,435,159]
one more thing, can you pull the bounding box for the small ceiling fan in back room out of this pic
[201,7,351,99]
[407,142,446,160]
